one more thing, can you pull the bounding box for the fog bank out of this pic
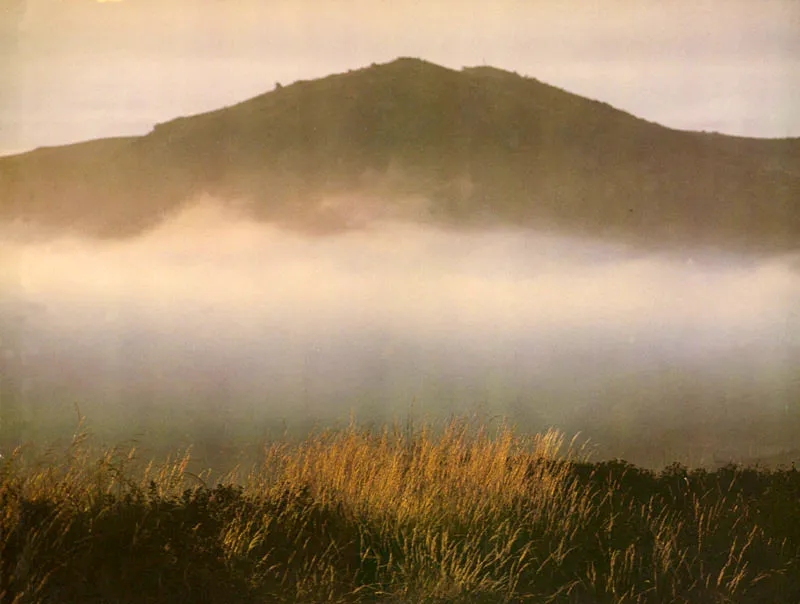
[2,201,799,467]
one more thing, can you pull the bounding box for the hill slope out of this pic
[1,58,799,249]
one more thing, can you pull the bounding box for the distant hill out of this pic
[1,57,799,250]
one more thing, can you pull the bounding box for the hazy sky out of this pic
[1,0,799,155]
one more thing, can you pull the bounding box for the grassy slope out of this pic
[2,418,799,603]
[1,58,799,249]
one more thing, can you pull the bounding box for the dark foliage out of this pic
[3,456,800,603]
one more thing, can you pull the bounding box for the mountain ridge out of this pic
[1,57,799,250]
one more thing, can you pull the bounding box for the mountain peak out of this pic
[1,59,798,249]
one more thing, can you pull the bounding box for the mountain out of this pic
[1,57,799,250]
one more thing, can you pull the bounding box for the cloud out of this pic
[2,198,799,467]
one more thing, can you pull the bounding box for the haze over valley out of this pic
[2,195,799,468]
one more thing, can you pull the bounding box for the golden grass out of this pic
[2,416,798,603]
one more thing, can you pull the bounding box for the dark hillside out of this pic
[1,58,798,249]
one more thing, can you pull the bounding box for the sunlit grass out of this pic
[2,415,798,602]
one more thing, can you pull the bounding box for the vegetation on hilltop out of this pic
[1,58,798,250]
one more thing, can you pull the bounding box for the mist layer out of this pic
[2,200,798,467]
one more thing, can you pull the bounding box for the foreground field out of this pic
[2,418,799,603]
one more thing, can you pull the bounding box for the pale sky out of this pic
[1,0,799,156]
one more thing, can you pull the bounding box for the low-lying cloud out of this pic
[2,199,799,467]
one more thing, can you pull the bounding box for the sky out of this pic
[0,0,799,156]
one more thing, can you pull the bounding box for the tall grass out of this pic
[1,416,798,603]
